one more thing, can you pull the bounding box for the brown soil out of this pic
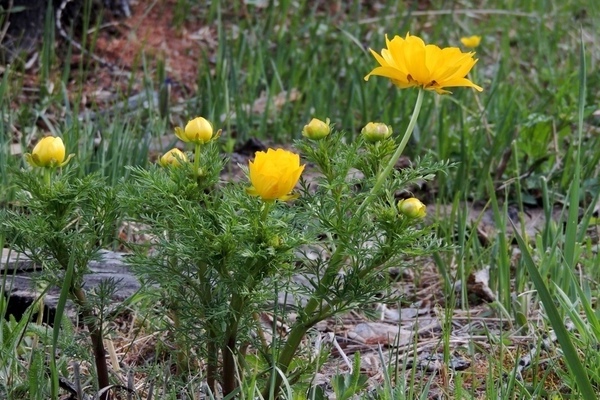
[92,0,208,82]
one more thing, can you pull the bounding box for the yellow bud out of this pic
[361,122,393,142]
[302,118,331,140]
[159,148,187,167]
[460,35,481,48]
[398,198,426,219]
[175,116,214,144]
[25,136,72,168]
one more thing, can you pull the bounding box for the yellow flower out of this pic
[364,33,483,94]
[247,148,305,201]
[175,117,215,144]
[361,122,393,142]
[460,35,481,48]
[159,148,188,167]
[25,136,73,168]
[398,198,426,219]
[302,118,331,140]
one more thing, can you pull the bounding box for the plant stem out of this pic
[171,308,188,375]
[166,231,187,375]
[357,89,425,215]
[71,287,110,400]
[222,293,244,396]
[44,168,52,187]
[265,236,396,398]
[264,247,345,398]
[194,143,202,175]
[261,200,273,222]
[266,96,425,395]
[206,337,218,394]
[196,262,218,393]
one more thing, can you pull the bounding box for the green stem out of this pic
[264,247,345,399]
[319,139,333,181]
[265,237,396,398]
[222,293,245,396]
[165,231,187,375]
[261,98,429,395]
[44,168,52,187]
[195,261,218,391]
[357,89,425,215]
[265,320,310,399]
[261,200,273,222]
[222,250,267,395]
[194,143,202,175]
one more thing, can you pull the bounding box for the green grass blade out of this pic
[511,220,595,397]
[50,252,76,399]
[564,31,587,271]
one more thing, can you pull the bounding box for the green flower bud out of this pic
[361,122,393,142]
[302,118,331,140]
[398,198,426,219]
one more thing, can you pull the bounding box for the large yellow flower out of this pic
[247,148,305,201]
[364,33,483,94]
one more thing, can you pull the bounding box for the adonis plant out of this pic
[2,33,481,399]
[119,33,481,397]
[0,137,119,399]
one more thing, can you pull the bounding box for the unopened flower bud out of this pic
[398,198,426,219]
[361,122,393,142]
[302,118,331,140]
[159,148,187,167]
[25,136,74,168]
[175,116,214,144]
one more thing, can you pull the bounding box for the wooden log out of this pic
[1,248,141,324]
